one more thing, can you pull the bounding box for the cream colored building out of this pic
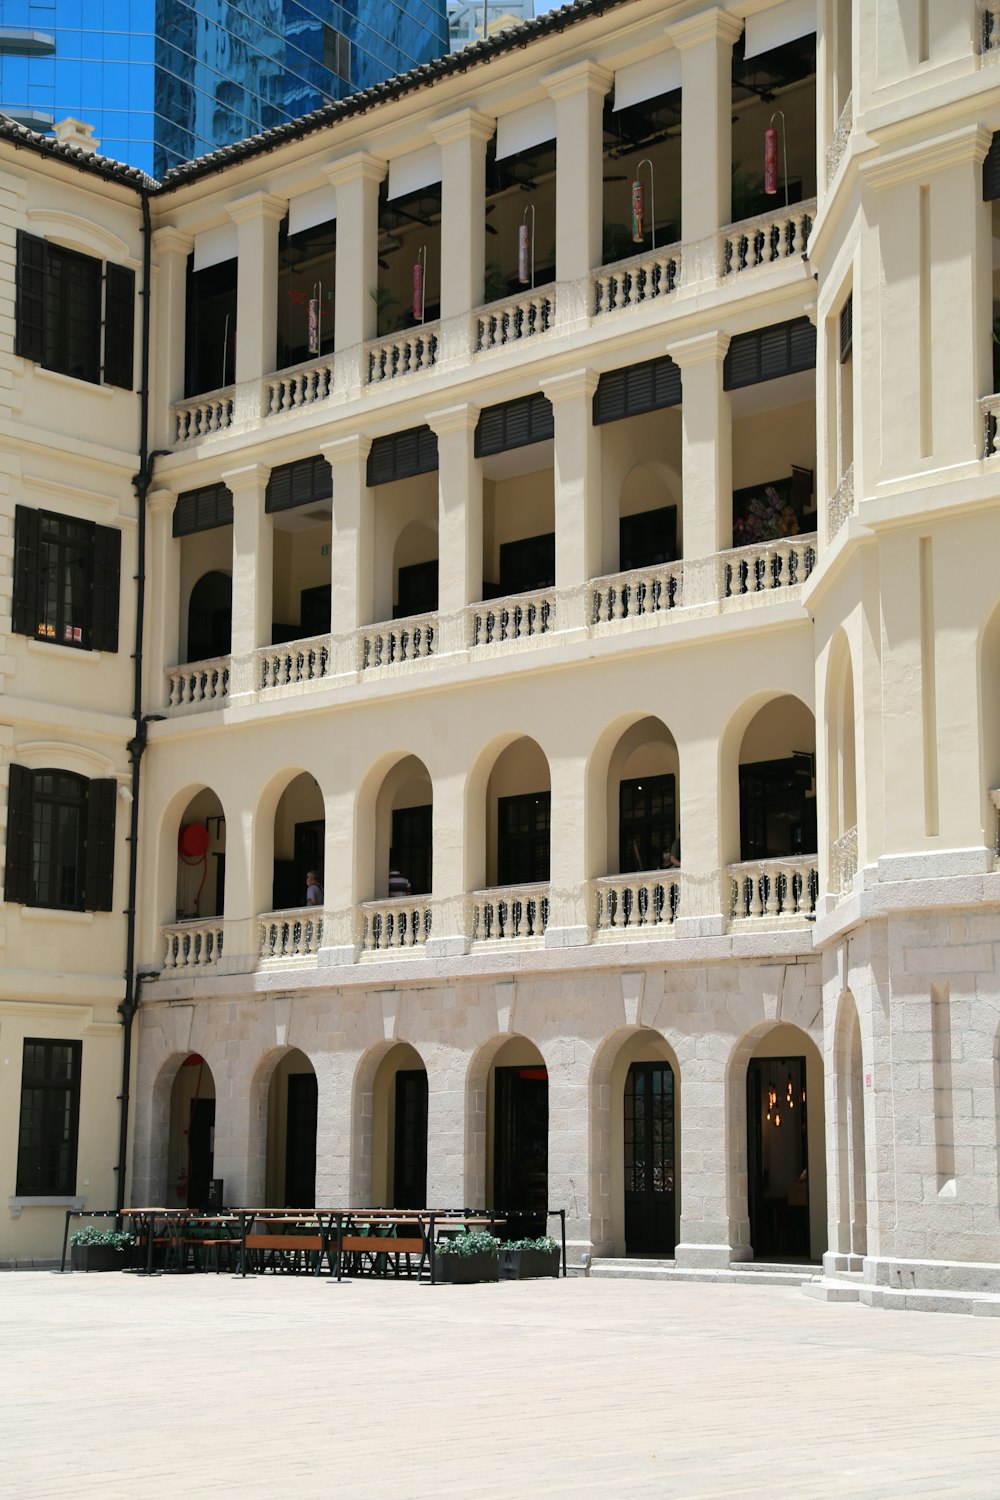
[3,0,1000,1312]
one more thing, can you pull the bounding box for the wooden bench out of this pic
[337,1228,426,1279]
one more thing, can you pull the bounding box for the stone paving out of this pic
[2,1271,999,1498]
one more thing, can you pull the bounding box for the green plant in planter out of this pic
[499,1234,560,1280]
[435,1229,501,1283]
[502,1235,558,1253]
[436,1229,500,1257]
[70,1227,135,1251]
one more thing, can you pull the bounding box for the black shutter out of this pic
[985,132,1000,201]
[839,294,853,363]
[266,455,333,514]
[102,262,135,390]
[594,357,681,425]
[12,505,41,639]
[473,406,506,458]
[475,395,553,457]
[173,482,234,537]
[4,763,34,905]
[15,231,46,364]
[83,778,117,912]
[724,319,816,390]
[789,317,817,371]
[90,524,121,653]
[365,427,438,486]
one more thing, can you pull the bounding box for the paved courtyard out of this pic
[1,1271,998,1498]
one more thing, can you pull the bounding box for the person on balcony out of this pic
[388,858,412,898]
[663,838,681,869]
[305,871,324,906]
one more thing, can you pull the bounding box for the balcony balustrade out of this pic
[721,534,816,602]
[172,387,235,444]
[827,464,855,541]
[829,826,858,898]
[165,656,230,709]
[826,95,853,183]
[359,898,433,953]
[469,884,550,944]
[592,245,681,317]
[468,589,556,650]
[475,289,556,351]
[258,634,332,692]
[258,907,324,961]
[589,561,684,625]
[359,615,436,673]
[727,856,818,923]
[592,872,681,936]
[162,918,225,969]
[265,354,334,416]
[720,200,815,278]
[366,324,440,384]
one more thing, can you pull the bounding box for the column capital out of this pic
[666,9,744,51]
[226,190,287,227]
[429,108,495,147]
[861,123,995,193]
[146,487,177,516]
[542,58,613,102]
[542,367,599,404]
[427,401,480,436]
[220,461,272,494]
[153,225,194,257]
[325,151,388,190]
[322,433,373,467]
[669,329,731,368]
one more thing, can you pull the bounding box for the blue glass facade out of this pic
[0,0,448,177]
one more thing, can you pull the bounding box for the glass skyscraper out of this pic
[0,0,448,178]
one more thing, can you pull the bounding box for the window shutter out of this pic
[839,294,853,363]
[594,358,680,425]
[985,133,1000,201]
[90,524,121,653]
[724,319,816,389]
[173,482,234,537]
[365,427,438,486]
[15,231,46,364]
[12,505,41,639]
[4,763,34,905]
[83,778,117,912]
[102,262,136,390]
[789,317,817,371]
[475,395,553,456]
[266,455,333,514]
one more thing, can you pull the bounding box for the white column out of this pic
[424,1045,470,1208]
[668,10,744,245]
[227,191,286,384]
[146,488,180,700]
[327,152,386,380]
[323,435,373,640]
[222,463,272,697]
[429,109,494,321]
[151,226,192,446]
[543,369,601,592]
[314,1050,360,1203]
[671,331,732,558]
[427,403,481,647]
[547,1054,595,1259]
[544,752,590,947]
[426,765,469,959]
[544,61,612,323]
[674,1053,752,1269]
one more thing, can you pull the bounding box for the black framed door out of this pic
[497,792,550,886]
[619,774,676,873]
[391,804,432,896]
[186,1097,215,1209]
[746,1056,810,1260]
[624,1062,675,1255]
[284,1072,317,1208]
[393,1069,428,1208]
[494,1065,548,1235]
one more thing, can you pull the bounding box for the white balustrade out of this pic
[720,199,816,277]
[590,563,684,625]
[265,356,334,415]
[475,290,555,351]
[470,884,549,943]
[827,465,855,541]
[172,388,235,443]
[258,634,332,691]
[165,656,230,709]
[359,899,432,952]
[592,246,681,316]
[468,590,556,650]
[258,907,324,961]
[162,919,225,969]
[366,323,439,384]
[826,94,853,183]
[592,873,681,934]
[829,827,858,897]
[720,533,817,602]
[727,858,818,922]
[359,615,436,672]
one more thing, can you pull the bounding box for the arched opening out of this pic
[270,772,325,911]
[482,736,551,889]
[175,787,226,919]
[744,1024,825,1262]
[264,1048,318,1207]
[371,469,438,625]
[617,459,682,572]
[481,446,555,605]
[606,716,680,875]
[392,519,438,621]
[833,993,867,1260]
[186,570,232,664]
[372,754,433,899]
[483,1036,548,1233]
[166,1053,217,1208]
[604,1030,680,1257]
[737,695,817,862]
[370,1043,428,1208]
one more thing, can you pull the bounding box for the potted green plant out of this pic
[434,1229,500,1284]
[70,1225,135,1272]
[499,1235,561,1280]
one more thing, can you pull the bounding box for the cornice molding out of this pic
[861,123,994,192]
[152,224,194,256]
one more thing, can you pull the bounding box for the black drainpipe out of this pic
[116,188,169,1212]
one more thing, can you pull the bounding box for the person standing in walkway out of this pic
[305,871,324,906]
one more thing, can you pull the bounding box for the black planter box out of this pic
[500,1247,560,1280]
[71,1244,129,1273]
[435,1251,499,1284]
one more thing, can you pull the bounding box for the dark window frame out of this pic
[4,766,117,913]
[12,505,121,654]
[15,230,135,390]
[497,790,551,886]
[15,1037,82,1196]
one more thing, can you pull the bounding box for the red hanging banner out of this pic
[764,127,778,195]
[631,178,644,243]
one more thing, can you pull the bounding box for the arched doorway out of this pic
[488,1036,548,1234]
[371,1043,428,1208]
[270,773,325,913]
[187,570,232,663]
[265,1049,318,1207]
[166,1053,216,1208]
[745,1024,825,1261]
[604,1030,679,1257]
[175,788,225,920]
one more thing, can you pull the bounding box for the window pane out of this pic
[15,1038,82,1196]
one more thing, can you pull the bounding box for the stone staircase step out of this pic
[588,1258,813,1287]
[801,1276,861,1303]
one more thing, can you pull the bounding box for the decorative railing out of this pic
[359,615,436,672]
[826,93,853,183]
[827,465,856,540]
[367,324,439,384]
[468,590,556,649]
[470,884,549,943]
[258,635,332,692]
[359,898,432,952]
[258,907,324,961]
[590,563,683,625]
[593,245,681,316]
[721,534,816,601]
[475,290,555,351]
[980,393,1000,457]
[172,388,235,443]
[162,919,224,969]
[980,2,1000,56]
[265,355,334,415]
[165,656,230,709]
[720,199,815,277]
[727,857,819,922]
[830,827,858,897]
[592,873,681,934]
